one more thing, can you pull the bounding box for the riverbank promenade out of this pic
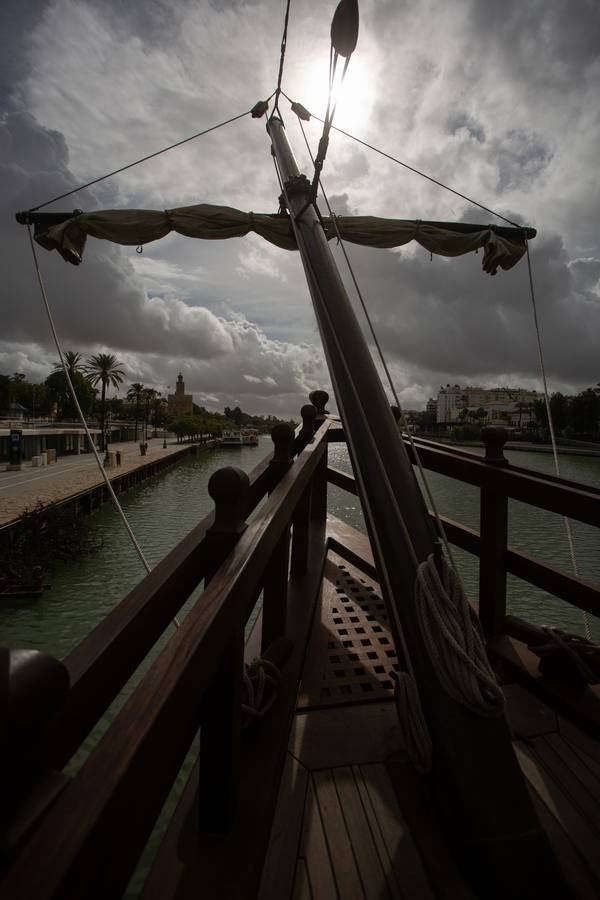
[0,438,207,527]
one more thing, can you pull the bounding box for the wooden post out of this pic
[479,427,509,639]
[309,389,329,421]
[261,425,295,650]
[3,649,69,857]
[199,466,249,834]
[261,526,291,653]
[294,402,317,454]
[308,390,329,521]
[269,423,294,485]
[291,484,312,575]
[204,466,249,583]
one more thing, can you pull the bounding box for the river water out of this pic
[2,436,599,894]
[2,436,599,657]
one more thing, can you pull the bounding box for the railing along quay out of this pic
[2,396,331,900]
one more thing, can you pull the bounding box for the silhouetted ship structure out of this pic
[5,2,600,897]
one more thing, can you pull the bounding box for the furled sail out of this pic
[33,203,529,275]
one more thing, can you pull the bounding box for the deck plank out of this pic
[300,782,338,900]
[545,733,600,807]
[533,737,600,830]
[558,716,600,776]
[292,859,313,900]
[332,768,393,900]
[528,788,599,900]
[358,764,434,900]
[515,743,600,882]
[289,704,404,771]
[503,683,558,737]
[258,753,309,900]
[313,770,364,900]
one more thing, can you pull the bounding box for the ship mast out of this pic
[268,113,563,896]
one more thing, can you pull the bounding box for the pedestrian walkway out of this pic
[0,439,204,527]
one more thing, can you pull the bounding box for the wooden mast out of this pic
[268,114,565,897]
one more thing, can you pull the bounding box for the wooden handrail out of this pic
[50,452,274,768]
[327,465,600,619]
[329,431,600,524]
[50,435,306,769]
[0,421,331,900]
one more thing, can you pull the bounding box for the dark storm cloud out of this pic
[339,231,600,388]
[0,109,329,414]
[2,0,599,411]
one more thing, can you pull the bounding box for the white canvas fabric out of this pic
[35,204,527,275]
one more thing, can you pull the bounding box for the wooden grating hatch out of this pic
[298,555,399,708]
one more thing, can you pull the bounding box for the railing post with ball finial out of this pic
[309,391,329,521]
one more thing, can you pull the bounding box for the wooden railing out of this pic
[4,405,600,897]
[327,425,600,640]
[1,402,331,900]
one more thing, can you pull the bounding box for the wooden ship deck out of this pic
[3,407,600,899]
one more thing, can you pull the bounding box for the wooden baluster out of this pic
[291,484,312,575]
[269,423,294,486]
[199,467,249,834]
[479,427,509,640]
[309,389,329,422]
[309,392,329,522]
[3,649,70,856]
[261,426,294,651]
[294,403,317,454]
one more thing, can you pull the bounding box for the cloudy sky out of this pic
[1,0,599,417]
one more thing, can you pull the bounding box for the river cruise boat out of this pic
[6,1,600,898]
[221,430,260,447]
[221,430,244,447]
[241,429,260,446]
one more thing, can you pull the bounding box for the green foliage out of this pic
[450,424,482,441]
[44,370,94,418]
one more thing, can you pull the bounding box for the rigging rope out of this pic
[292,103,591,641]
[273,0,292,115]
[269,117,506,772]
[282,91,523,230]
[26,109,256,213]
[26,224,180,628]
[524,243,590,639]
[297,116,460,573]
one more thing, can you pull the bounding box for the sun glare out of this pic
[299,56,374,133]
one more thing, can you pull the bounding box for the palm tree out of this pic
[141,388,159,438]
[127,382,145,441]
[85,353,126,449]
[53,351,84,380]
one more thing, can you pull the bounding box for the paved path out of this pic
[0,439,202,527]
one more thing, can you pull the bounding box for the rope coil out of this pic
[415,554,504,715]
[241,657,281,726]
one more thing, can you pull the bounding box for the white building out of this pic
[436,385,464,424]
[436,385,539,426]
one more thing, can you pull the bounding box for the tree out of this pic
[142,388,159,439]
[571,389,600,436]
[127,383,145,441]
[53,351,84,380]
[44,370,94,418]
[85,353,125,449]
